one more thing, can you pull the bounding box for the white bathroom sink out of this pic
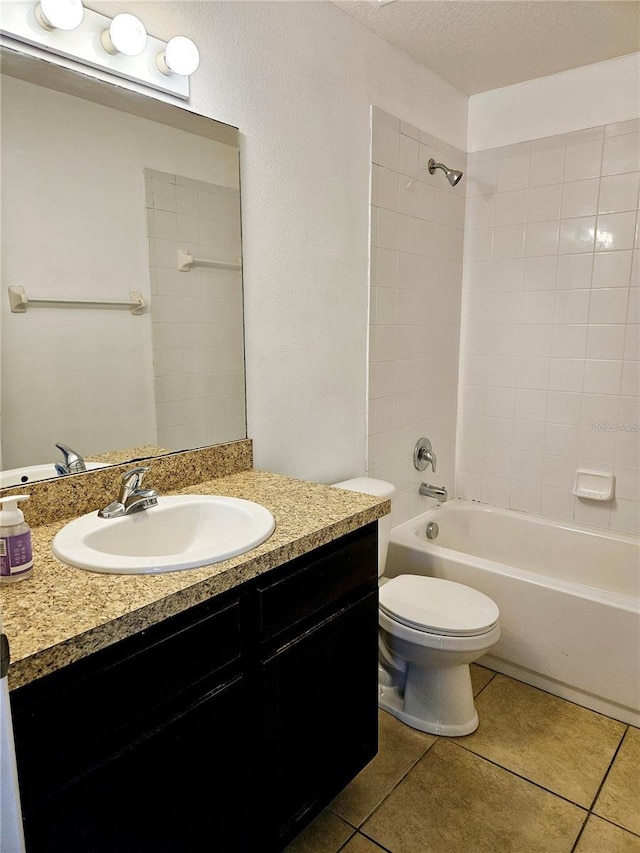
[52,495,276,574]
[1,462,106,488]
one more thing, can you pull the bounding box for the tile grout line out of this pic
[587,813,640,841]
[568,808,593,852]
[330,733,440,834]
[570,723,632,853]
[358,828,395,852]
[472,670,497,700]
[449,738,593,812]
[335,829,358,852]
[585,723,629,813]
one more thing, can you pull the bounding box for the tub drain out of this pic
[426,521,439,540]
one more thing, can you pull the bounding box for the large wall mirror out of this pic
[0,47,246,487]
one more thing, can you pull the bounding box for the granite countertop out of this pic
[1,470,389,690]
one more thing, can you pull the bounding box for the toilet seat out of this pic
[379,575,499,637]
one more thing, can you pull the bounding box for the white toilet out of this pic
[334,477,500,736]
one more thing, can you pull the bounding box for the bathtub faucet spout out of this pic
[419,483,448,502]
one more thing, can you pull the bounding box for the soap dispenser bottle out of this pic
[0,495,33,583]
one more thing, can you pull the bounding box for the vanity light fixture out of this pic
[0,2,200,99]
[35,0,83,31]
[101,13,147,57]
[157,36,199,76]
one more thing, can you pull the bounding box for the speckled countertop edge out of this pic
[2,469,389,690]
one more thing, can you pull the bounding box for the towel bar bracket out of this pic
[178,249,241,272]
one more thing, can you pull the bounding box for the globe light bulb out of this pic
[35,0,84,31]
[101,13,147,57]
[157,36,199,76]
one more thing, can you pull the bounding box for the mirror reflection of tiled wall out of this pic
[145,169,246,451]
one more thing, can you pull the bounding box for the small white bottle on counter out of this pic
[0,495,33,584]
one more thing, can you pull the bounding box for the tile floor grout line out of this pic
[329,729,439,832]
[358,828,395,852]
[363,737,438,831]
[569,809,592,853]
[586,723,629,813]
[472,670,497,700]
[570,798,640,853]
[589,812,640,840]
[335,828,358,852]
[448,739,593,812]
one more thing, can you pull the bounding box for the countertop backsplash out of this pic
[0,440,253,527]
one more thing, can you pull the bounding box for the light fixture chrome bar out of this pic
[0,2,190,99]
[8,286,145,315]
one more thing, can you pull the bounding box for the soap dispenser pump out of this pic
[0,495,33,583]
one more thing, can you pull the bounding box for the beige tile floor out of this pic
[285,666,640,853]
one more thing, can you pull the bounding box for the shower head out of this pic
[427,158,463,187]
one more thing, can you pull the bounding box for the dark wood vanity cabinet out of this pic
[12,593,251,853]
[10,522,378,853]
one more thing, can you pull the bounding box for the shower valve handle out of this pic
[414,437,437,472]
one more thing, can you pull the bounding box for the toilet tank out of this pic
[332,478,396,577]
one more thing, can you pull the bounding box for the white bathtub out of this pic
[386,500,640,726]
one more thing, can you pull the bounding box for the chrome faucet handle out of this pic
[118,466,150,503]
[121,466,150,488]
[414,437,437,473]
[55,442,87,475]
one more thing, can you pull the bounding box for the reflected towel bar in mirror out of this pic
[8,286,146,315]
[178,249,242,272]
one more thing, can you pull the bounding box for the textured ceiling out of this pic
[331,0,640,95]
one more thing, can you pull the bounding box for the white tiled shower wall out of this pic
[145,170,246,451]
[458,120,640,535]
[369,110,640,534]
[369,108,466,525]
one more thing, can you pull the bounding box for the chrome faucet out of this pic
[419,483,448,502]
[98,467,158,519]
[54,443,87,476]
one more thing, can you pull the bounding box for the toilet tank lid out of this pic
[332,477,396,499]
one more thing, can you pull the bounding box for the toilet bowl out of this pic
[378,574,499,735]
[333,477,500,736]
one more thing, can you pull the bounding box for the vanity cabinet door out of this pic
[23,675,249,853]
[12,593,242,806]
[256,589,379,851]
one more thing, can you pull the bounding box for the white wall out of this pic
[469,53,640,152]
[369,108,465,525]
[90,0,468,483]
